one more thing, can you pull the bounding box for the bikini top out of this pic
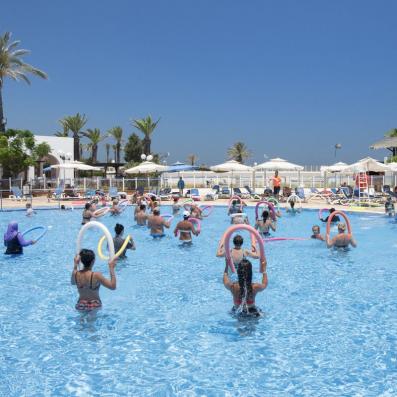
[75,271,100,291]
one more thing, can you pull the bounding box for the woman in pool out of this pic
[109,199,121,216]
[4,221,36,255]
[190,204,203,220]
[113,223,135,259]
[82,203,97,225]
[217,234,264,270]
[71,249,117,311]
[326,222,357,249]
[320,208,340,223]
[172,197,181,215]
[286,200,301,214]
[311,225,325,241]
[228,200,243,216]
[255,210,276,237]
[223,259,268,317]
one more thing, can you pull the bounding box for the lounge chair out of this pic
[9,186,27,201]
[219,186,231,199]
[159,188,172,201]
[295,187,306,202]
[233,187,250,199]
[189,188,201,201]
[53,187,65,200]
[205,186,219,201]
[243,186,261,200]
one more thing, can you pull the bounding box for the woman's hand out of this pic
[108,257,117,270]
[74,254,80,269]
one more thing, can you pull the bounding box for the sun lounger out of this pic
[9,186,27,201]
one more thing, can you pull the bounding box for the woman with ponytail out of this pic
[223,259,268,317]
[255,209,276,237]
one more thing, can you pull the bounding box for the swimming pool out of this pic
[0,206,396,396]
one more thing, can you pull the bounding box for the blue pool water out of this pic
[0,206,396,396]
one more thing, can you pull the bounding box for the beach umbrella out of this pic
[320,162,348,188]
[344,157,390,173]
[210,160,253,172]
[210,160,253,188]
[166,162,199,172]
[124,161,168,174]
[50,162,102,171]
[320,162,348,173]
[253,157,304,171]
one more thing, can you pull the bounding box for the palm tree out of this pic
[106,143,111,163]
[131,116,160,155]
[54,123,69,137]
[107,126,123,163]
[187,154,198,166]
[112,144,117,161]
[82,128,104,164]
[227,142,252,163]
[59,113,87,161]
[0,32,47,132]
[386,128,397,138]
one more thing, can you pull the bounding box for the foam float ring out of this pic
[162,214,174,223]
[228,195,244,211]
[221,224,266,273]
[188,218,201,234]
[200,205,213,217]
[98,234,131,260]
[264,237,308,242]
[255,201,276,220]
[21,226,47,243]
[93,207,110,217]
[118,199,129,212]
[318,208,329,220]
[76,221,115,260]
[326,211,352,241]
[287,194,302,208]
[267,197,280,211]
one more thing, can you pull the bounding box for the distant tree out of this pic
[227,141,252,163]
[386,128,397,137]
[131,115,160,155]
[187,154,198,166]
[0,32,47,132]
[0,129,50,178]
[82,128,104,164]
[112,144,117,162]
[124,133,143,163]
[59,113,87,161]
[107,126,123,163]
[34,141,51,176]
[106,143,111,163]
[54,124,69,137]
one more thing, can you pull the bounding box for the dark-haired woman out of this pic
[113,223,135,259]
[223,259,268,317]
[255,210,276,237]
[82,203,97,225]
[71,249,117,311]
[217,234,262,269]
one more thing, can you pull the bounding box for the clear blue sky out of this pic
[2,0,397,165]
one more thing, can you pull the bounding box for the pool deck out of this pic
[0,196,385,214]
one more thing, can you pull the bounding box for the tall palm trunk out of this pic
[92,144,98,164]
[73,132,80,161]
[0,84,5,133]
[143,136,151,154]
[116,143,121,163]
[106,146,110,163]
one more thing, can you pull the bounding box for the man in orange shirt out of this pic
[271,171,281,197]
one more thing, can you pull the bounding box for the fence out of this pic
[0,172,396,196]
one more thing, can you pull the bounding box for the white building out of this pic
[28,135,75,180]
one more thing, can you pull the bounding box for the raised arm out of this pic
[95,257,117,290]
[327,236,335,248]
[350,235,357,248]
[223,263,233,290]
[216,241,225,257]
[71,254,79,285]
[255,272,268,292]
[17,233,34,247]
[269,221,276,232]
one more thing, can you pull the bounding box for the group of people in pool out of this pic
[4,194,357,317]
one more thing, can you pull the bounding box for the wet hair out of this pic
[233,234,244,247]
[79,249,95,269]
[26,203,31,208]
[237,259,253,303]
[173,197,179,202]
[312,225,320,232]
[61,205,66,210]
[290,200,295,208]
[338,222,346,231]
[115,223,124,235]
[233,200,238,206]
[140,204,146,210]
[113,199,119,205]
[330,208,336,213]
[262,210,269,222]
[153,208,160,215]
[85,203,91,210]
